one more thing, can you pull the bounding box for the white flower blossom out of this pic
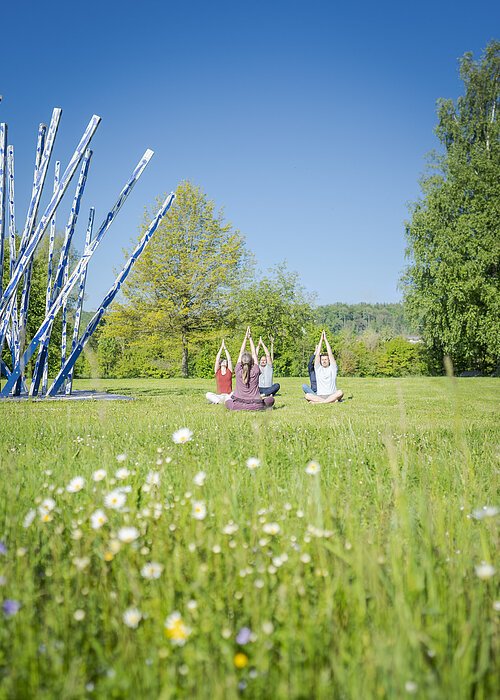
[73,557,90,571]
[90,509,108,530]
[246,457,261,470]
[146,471,161,487]
[123,607,142,629]
[23,509,36,528]
[192,501,207,520]
[115,468,130,480]
[193,471,206,486]
[475,563,495,580]
[66,477,85,493]
[92,469,107,482]
[141,562,163,580]
[172,428,193,444]
[117,526,139,544]
[262,522,281,535]
[104,490,126,510]
[223,522,239,535]
[305,461,321,475]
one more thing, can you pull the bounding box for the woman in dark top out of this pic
[225,328,275,411]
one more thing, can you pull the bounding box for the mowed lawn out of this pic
[0,377,498,699]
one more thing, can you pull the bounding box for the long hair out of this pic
[241,352,253,385]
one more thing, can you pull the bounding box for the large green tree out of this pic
[107,181,250,377]
[230,262,316,375]
[402,41,500,373]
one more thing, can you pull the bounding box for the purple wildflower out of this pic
[0,541,7,555]
[3,599,20,616]
[236,626,252,645]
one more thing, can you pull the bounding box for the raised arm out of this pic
[249,333,258,365]
[260,338,272,365]
[269,335,274,363]
[324,333,335,366]
[214,343,223,374]
[237,328,250,363]
[223,340,233,372]
[314,331,324,367]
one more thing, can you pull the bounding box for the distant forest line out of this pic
[314,303,413,337]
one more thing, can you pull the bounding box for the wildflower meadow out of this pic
[0,376,498,699]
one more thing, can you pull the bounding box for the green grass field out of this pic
[0,377,498,699]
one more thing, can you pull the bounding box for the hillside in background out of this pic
[314,303,414,337]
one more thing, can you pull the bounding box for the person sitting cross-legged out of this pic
[304,330,343,404]
[256,336,280,397]
[206,339,233,404]
[225,328,275,411]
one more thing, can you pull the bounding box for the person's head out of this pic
[320,353,330,368]
[241,352,253,385]
[220,358,228,370]
[259,355,267,367]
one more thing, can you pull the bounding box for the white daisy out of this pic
[23,510,36,528]
[104,490,126,510]
[116,453,127,463]
[115,468,130,480]
[164,611,191,645]
[123,607,142,629]
[66,477,85,493]
[117,526,139,543]
[146,471,161,486]
[262,522,281,535]
[90,509,108,530]
[246,457,261,470]
[92,469,107,482]
[192,501,207,520]
[141,562,163,580]
[475,563,495,580]
[39,498,56,515]
[73,556,90,571]
[172,428,193,444]
[193,471,206,486]
[305,461,321,475]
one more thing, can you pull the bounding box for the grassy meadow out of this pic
[0,376,498,699]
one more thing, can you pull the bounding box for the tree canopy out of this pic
[106,181,250,377]
[402,41,500,373]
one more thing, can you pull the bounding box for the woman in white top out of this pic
[305,330,344,404]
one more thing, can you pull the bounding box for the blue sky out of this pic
[1,0,498,308]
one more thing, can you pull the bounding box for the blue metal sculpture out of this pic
[0,107,174,399]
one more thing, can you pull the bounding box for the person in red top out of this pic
[206,339,233,404]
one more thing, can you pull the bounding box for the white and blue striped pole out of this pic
[8,148,153,398]
[0,114,101,344]
[39,161,60,394]
[65,207,95,394]
[58,150,92,369]
[48,192,175,396]
[30,151,91,398]
[6,145,19,369]
[0,124,6,293]
[14,123,48,394]
[7,146,16,279]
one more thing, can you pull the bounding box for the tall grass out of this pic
[0,377,498,699]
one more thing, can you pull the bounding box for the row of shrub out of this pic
[74,328,427,379]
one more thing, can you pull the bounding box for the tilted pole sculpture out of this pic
[0,106,175,399]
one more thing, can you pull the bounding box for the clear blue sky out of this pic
[1,0,498,308]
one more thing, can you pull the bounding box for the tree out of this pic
[230,262,316,375]
[402,42,500,373]
[107,181,250,377]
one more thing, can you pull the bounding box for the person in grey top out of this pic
[256,337,280,397]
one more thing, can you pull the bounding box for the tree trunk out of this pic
[181,332,189,378]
